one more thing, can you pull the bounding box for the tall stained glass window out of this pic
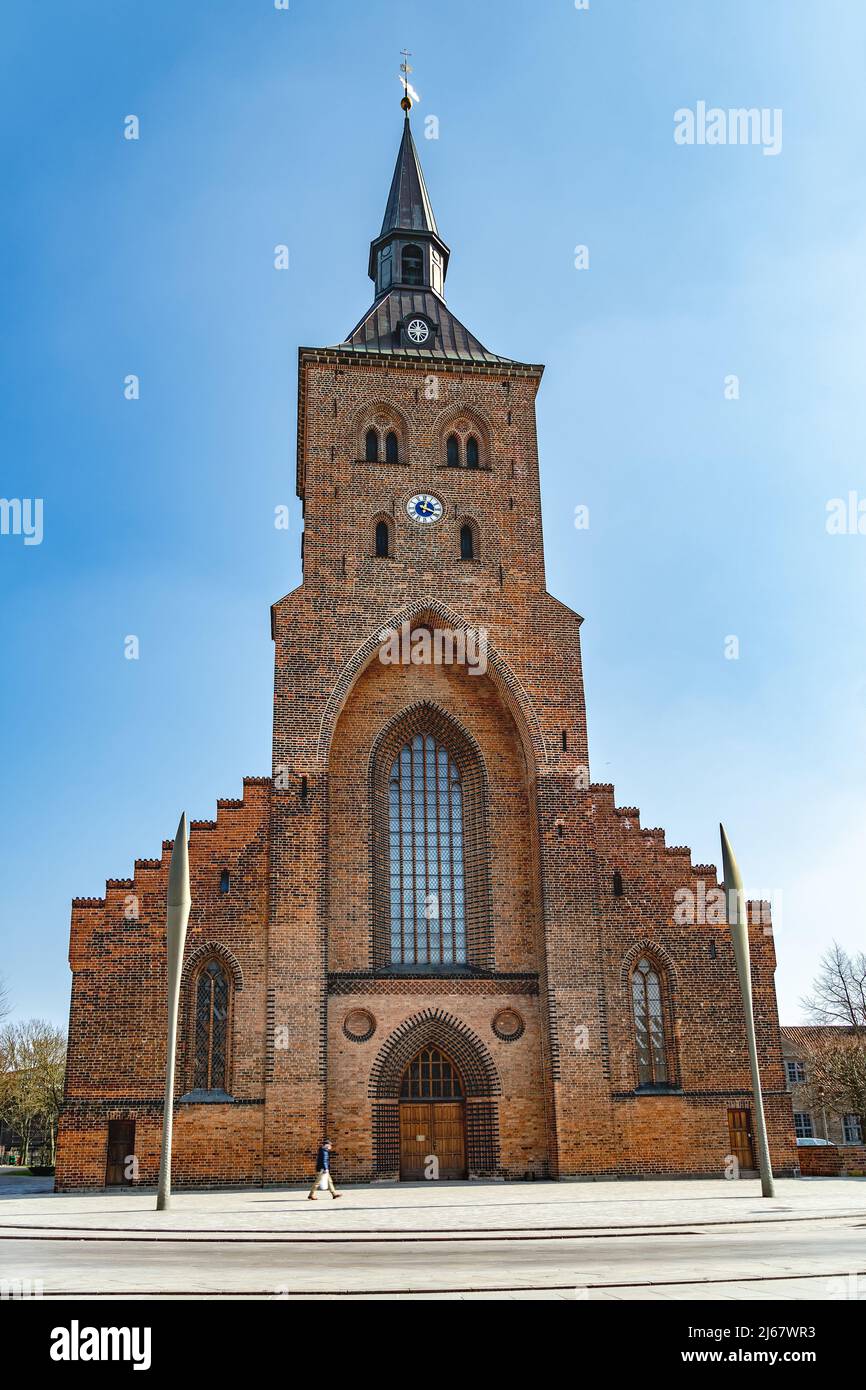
[194,960,230,1091]
[632,956,668,1085]
[388,734,466,964]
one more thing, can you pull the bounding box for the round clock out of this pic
[406,493,443,525]
[406,318,430,345]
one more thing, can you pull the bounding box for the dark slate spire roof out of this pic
[327,113,533,367]
[380,115,439,235]
[341,290,516,365]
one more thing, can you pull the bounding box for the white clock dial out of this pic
[406,493,444,525]
[406,318,430,344]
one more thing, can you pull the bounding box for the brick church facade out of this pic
[55,113,797,1189]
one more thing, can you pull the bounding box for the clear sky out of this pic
[2,0,864,1029]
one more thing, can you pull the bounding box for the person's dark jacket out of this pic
[315,1146,330,1172]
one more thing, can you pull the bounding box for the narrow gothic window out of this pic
[219,869,230,893]
[385,430,399,465]
[365,428,379,462]
[388,734,466,966]
[194,960,230,1092]
[632,957,668,1086]
[375,519,390,558]
[460,523,475,561]
[612,870,624,897]
[402,244,423,286]
[466,435,480,468]
[446,434,460,467]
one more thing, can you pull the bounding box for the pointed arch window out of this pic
[385,430,399,465]
[459,523,475,561]
[365,428,379,462]
[402,244,424,286]
[466,435,480,469]
[388,734,466,966]
[631,956,668,1086]
[193,960,230,1092]
[400,1047,464,1099]
[446,434,460,468]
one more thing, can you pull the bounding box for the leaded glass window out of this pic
[400,1047,464,1099]
[632,956,667,1085]
[194,960,229,1091]
[388,734,466,965]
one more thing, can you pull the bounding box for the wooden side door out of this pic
[432,1102,466,1179]
[727,1107,755,1172]
[105,1120,135,1187]
[400,1104,432,1180]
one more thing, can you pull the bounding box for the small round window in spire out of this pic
[406,318,430,345]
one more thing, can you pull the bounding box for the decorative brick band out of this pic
[328,974,539,996]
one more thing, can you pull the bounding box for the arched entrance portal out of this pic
[399,1047,466,1179]
[369,1008,502,1180]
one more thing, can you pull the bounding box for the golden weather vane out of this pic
[399,49,420,112]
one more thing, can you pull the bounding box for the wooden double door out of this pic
[400,1102,466,1180]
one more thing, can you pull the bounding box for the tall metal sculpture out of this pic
[720,823,775,1198]
[156,812,191,1211]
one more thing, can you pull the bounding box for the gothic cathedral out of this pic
[55,113,796,1189]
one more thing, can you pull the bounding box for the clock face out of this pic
[406,493,443,525]
[406,317,430,345]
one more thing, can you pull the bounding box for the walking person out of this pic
[308,1139,342,1200]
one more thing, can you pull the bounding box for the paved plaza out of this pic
[1,1174,864,1300]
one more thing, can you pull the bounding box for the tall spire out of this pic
[379,115,439,237]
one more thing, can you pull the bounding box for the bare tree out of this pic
[0,975,10,1026]
[802,1033,866,1140]
[800,943,866,1032]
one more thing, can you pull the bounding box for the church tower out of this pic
[55,101,796,1191]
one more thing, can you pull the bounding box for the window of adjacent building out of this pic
[843,1114,863,1144]
[385,430,399,465]
[365,428,379,462]
[402,244,424,286]
[193,960,230,1092]
[388,733,466,966]
[632,956,667,1086]
[785,1060,806,1086]
[375,519,391,558]
[794,1112,814,1139]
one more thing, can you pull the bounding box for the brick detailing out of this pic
[368,1008,501,1100]
[315,597,547,771]
[466,1099,501,1176]
[180,941,245,994]
[369,701,493,970]
[492,1008,525,1042]
[328,974,539,995]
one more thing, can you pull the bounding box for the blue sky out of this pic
[2,0,864,1027]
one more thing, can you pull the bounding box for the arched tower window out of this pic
[459,523,475,561]
[365,428,379,462]
[388,734,466,966]
[402,244,424,286]
[375,519,391,559]
[193,959,230,1093]
[631,956,668,1086]
[446,434,460,467]
[466,435,480,469]
[385,430,399,465]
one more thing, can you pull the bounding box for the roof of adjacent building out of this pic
[781,1025,862,1054]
